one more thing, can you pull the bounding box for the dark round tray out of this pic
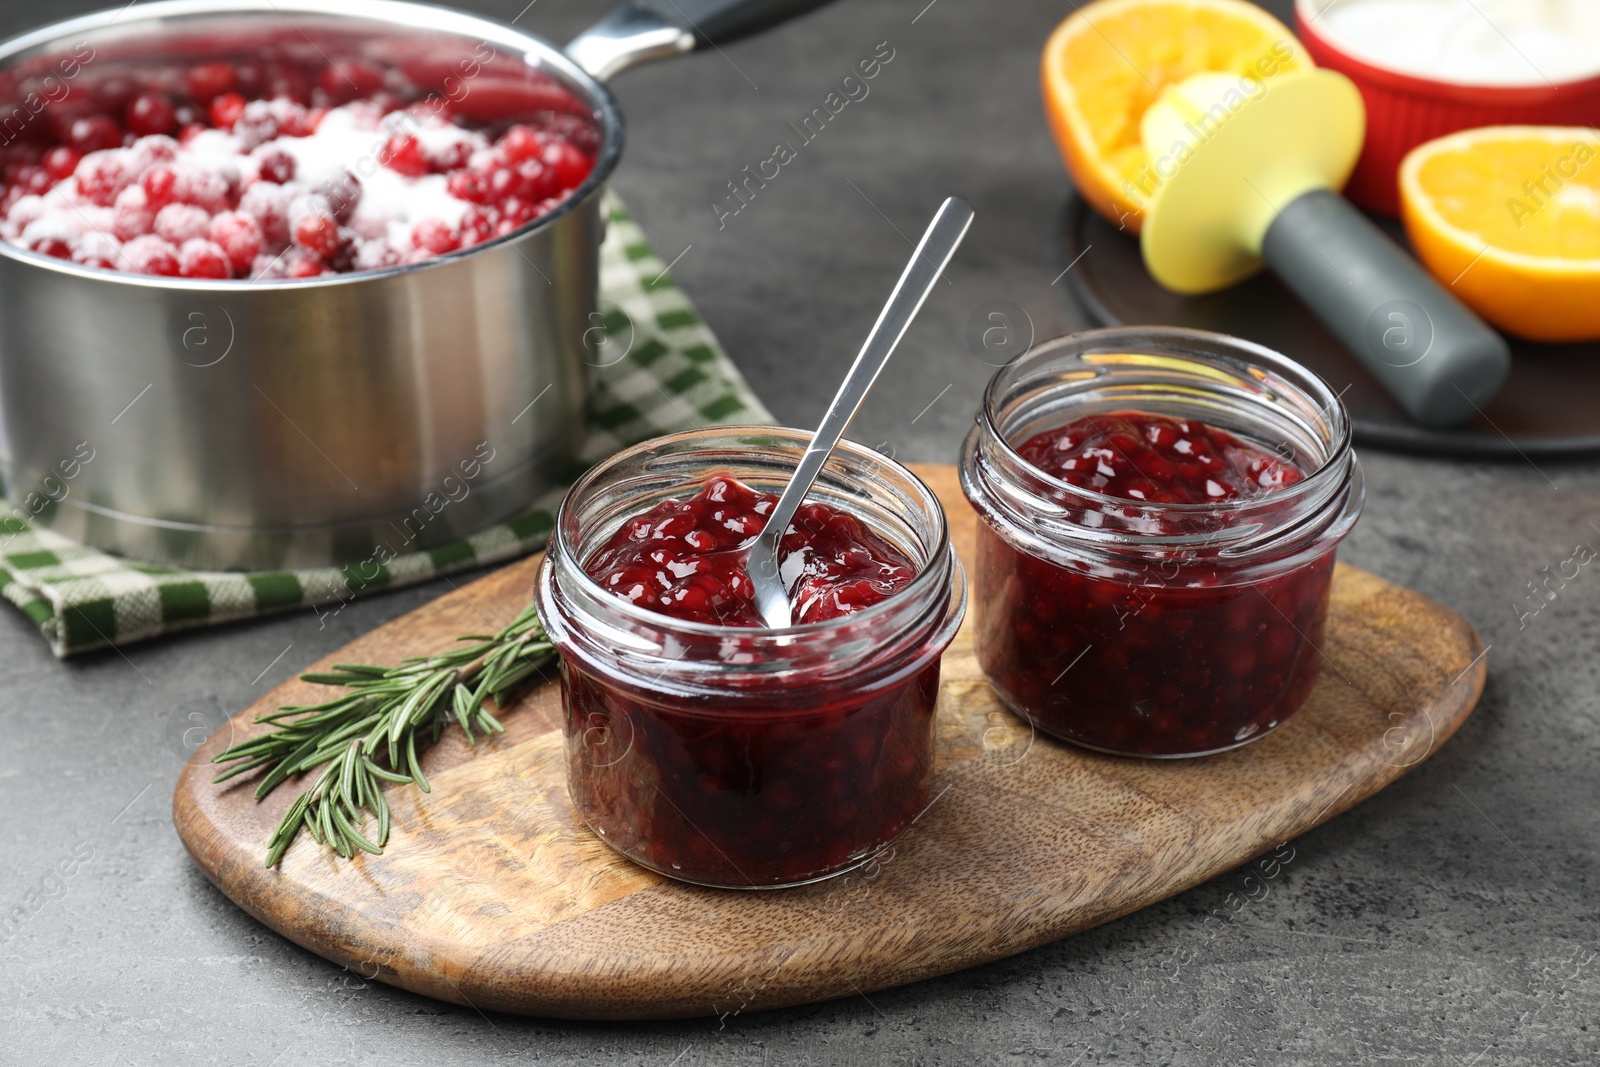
[1058,194,1600,458]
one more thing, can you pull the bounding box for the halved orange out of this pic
[1401,127,1600,343]
[1042,0,1311,234]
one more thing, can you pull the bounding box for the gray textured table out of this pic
[4,1,1597,1063]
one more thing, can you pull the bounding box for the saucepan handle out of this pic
[566,0,838,82]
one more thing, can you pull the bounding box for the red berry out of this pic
[122,235,181,276]
[286,253,326,278]
[141,166,177,207]
[67,115,123,154]
[232,100,280,149]
[515,158,560,201]
[171,168,233,213]
[112,185,156,240]
[263,65,312,105]
[209,211,262,273]
[154,202,212,245]
[253,148,296,185]
[542,139,592,190]
[186,62,236,103]
[486,165,517,202]
[125,92,176,137]
[209,92,246,130]
[16,165,52,195]
[42,146,81,182]
[239,182,290,245]
[27,235,72,259]
[380,133,428,177]
[131,135,179,170]
[499,125,542,164]
[292,211,342,258]
[458,205,494,246]
[73,232,122,269]
[179,238,232,279]
[411,217,459,255]
[446,168,490,204]
[74,150,137,207]
[429,139,474,173]
[317,59,386,104]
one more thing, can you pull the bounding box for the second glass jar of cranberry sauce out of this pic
[960,327,1364,758]
[535,429,965,889]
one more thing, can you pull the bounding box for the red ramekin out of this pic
[1295,0,1600,215]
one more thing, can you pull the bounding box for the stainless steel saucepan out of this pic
[0,0,832,569]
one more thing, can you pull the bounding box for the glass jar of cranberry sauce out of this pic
[960,327,1364,758]
[535,428,966,888]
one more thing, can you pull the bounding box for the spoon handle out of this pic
[759,196,975,551]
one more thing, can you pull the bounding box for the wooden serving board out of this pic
[174,465,1485,1020]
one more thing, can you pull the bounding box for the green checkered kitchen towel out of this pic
[0,197,772,657]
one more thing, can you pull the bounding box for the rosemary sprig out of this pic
[212,602,556,868]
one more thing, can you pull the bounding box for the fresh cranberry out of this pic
[317,59,386,104]
[130,135,179,170]
[141,166,177,208]
[315,170,361,223]
[67,115,123,154]
[171,167,233,213]
[380,133,428,177]
[411,217,459,255]
[125,92,176,137]
[486,164,519,203]
[292,210,343,258]
[232,101,281,149]
[428,139,474,173]
[446,168,491,204]
[354,238,403,271]
[209,211,263,273]
[977,411,1326,757]
[154,203,212,245]
[27,235,72,259]
[178,238,232,279]
[74,150,137,207]
[585,474,916,627]
[122,234,181,276]
[285,252,326,278]
[263,65,312,105]
[458,205,495,246]
[498,124,543,164]
[42,147,81,182]
[208,92,246,131]
[15,165,52,195]
[73,232,122,269]
[186,62,237,103]
[111,185,156,240]
[515,158,560,202]
[253,147,296,185]
[542,139,592,190]
[239,181,291,245]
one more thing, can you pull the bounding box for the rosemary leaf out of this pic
[211,599,556,867]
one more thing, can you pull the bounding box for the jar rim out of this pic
[978,325,1354,516]
[551,425,955,639]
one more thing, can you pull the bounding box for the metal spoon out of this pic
[746,196,975,628]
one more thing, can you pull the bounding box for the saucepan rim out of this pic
[0,0,624,290]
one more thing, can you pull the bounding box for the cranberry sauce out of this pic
[559,471,940,887]
[582,474,917,627]
[978,410,1334,757]
[562,656,940,887]
[0,55,598,278]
